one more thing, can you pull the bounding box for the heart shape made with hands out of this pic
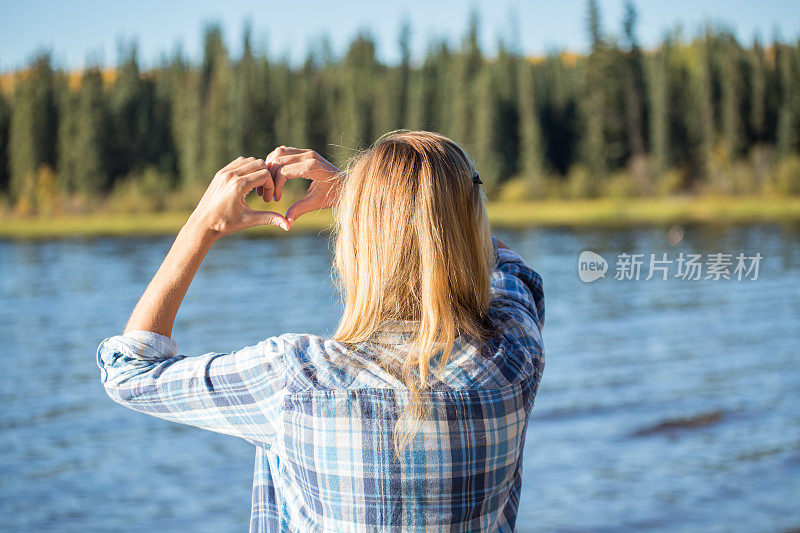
[254,147,342,230]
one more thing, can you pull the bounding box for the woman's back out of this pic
[97,132,545,531]
[99,239,544,532]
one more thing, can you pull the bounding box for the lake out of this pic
[1,224,798,532]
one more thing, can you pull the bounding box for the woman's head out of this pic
[332,130,494,448]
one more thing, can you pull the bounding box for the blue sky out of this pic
[1,0,798,71]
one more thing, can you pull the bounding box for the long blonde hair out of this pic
[332,130,495,451]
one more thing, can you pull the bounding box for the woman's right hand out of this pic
[261,146,342,229]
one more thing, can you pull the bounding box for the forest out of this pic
[0,0,799,217]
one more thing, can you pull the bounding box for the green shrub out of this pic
[566,164,596,198]
[601,170,638,199]
[497,177,537,202]
[771,155,800,195]
[108,167,175,214]
[655,169,684,196]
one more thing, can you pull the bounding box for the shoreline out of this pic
[1,196,799,240]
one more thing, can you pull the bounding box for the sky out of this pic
[1,0,799,72]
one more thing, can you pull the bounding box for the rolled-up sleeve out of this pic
[490,236,545,331]
[96,330,287,448]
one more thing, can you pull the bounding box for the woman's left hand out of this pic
[187,156,290,239]
[262,146,342,229]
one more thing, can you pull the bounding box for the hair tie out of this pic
[472,173,483,185]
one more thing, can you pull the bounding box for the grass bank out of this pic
[1,196,799,240]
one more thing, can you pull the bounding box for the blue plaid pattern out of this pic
[97,237,545,532]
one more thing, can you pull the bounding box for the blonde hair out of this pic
[332,130,495,452]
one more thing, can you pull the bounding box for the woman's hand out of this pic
[188,156,290,239]
[261,146,342,229]
[124,157,287,337]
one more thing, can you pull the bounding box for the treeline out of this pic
[1,0,799,215]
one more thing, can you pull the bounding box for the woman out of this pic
[97,130,545,532]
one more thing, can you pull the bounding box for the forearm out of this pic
[124,216,217,337]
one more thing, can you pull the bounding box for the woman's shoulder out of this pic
[263,327,542,396]
[263,332,398,392]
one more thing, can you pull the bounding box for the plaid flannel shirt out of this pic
[97,237,545,532]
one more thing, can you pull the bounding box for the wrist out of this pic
[181,214,219,247]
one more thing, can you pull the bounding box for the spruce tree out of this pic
[720,33,746,160]
[517,58,546,184]
[108,42,144,180]
[168,50,204,187]
[580,0,608,189]
[749,37,767,144]
[200,25,234,180]
[8,53,58,200]
[0,88,10,191]
[776,43,799,157]
[696,27,717,179]
[447,12,482,147]
[647,36,671,176]
[621,0,646,160]
[473,66,501,190]
[58,67,108,195]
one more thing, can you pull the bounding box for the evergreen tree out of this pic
[493,43,521,181]
[8,53,58,200]
[580,0,608,188]
[407,41,450,132]
[749,37,767,143]
[647,36,672,176]
[231,24,258,156]
[696,27,717,178]
[338,33,379,154]
[394,20,412,129]
[167,50,204,187]
[447,12,482,147]
[303,54,334,155]
[271,60,295,149]
[199,25,234,180]
[719,33,746,159]
[621,1,646,160]
[473,66,501,190]
[536,54,580,176]
[776,43,799,156]
[373,23,411,136]
[517,58,546,183]
[2,13,799,207]
[0,88,10,191]
[58,67,108,194]
[108,42,144,179]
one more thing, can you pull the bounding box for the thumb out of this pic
[286,196,319,226]
[245,209,289,231]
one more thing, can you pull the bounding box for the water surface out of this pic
[1,224,798,532]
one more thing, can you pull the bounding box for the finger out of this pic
[271,160,319,202]
[263,177,275,202]
[229,156,256,173]
[285,194,320,225]
[273,171,289,202]
[265,146,305,164]
[233,157,266,176]
[272,159,318,186]
[244,208,289,231]
[270,156,316,200]
[220,156,247,173]
[268,151,315,169]
[243,170,277,206]
[239,168,273,194]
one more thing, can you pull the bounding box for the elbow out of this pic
[96,342,149,403]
